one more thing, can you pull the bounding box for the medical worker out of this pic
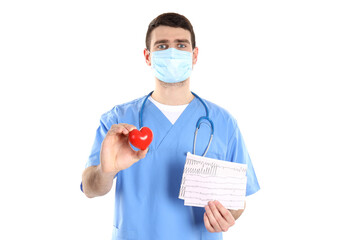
[81,12,260,240]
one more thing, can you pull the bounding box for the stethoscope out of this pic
[140,91,214,157]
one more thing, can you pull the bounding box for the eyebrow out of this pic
[153,39,191,46]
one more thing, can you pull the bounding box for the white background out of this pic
[1,0,359,239]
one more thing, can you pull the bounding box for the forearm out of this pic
[82,165,117,198]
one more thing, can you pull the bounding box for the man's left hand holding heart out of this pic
[204,200,238,233]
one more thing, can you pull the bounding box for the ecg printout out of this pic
[179,152,247,210]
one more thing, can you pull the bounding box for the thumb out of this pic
[136,148,149,160]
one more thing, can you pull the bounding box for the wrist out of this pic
[97,164,118,179]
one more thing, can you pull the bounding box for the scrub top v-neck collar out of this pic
[141,96,203,152]
[148,96,189,125]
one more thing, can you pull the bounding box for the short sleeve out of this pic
[85,108,118,168]
[227,122,260,196]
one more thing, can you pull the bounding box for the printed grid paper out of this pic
[179,153,247,210]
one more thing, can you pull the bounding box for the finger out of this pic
[108,124,128,135]
[108,124,136,136]
[121,123,137,132]
[135,148,149,160]
[214,200,235,227]
[204,212,215,233]
[205,204,222,232]
[208,201,230,232]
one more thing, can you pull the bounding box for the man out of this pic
[81,12,260,240]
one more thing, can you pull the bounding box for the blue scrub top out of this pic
[85,94,260,240]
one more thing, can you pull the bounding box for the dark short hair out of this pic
[145,12,196,51]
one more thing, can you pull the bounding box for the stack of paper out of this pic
[179,152,247,210]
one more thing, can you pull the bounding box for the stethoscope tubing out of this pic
[140,91,214,157]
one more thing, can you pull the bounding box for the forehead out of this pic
[150,26,191,44]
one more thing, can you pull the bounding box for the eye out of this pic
[178,44,186,48]
[157,44,167,50]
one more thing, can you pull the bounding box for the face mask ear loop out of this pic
[192,48,196,66]
[147,49,152,67]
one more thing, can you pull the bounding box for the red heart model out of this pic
[128,127,153,150]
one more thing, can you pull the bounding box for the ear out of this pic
[192,47,199,65]
[144,48,151,66]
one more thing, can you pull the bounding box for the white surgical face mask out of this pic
[150,48,193,83]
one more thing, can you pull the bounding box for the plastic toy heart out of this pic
[129,127,153,150]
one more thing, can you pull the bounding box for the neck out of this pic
[152,78,194,105]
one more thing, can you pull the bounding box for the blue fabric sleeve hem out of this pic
[246,185,260,196]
